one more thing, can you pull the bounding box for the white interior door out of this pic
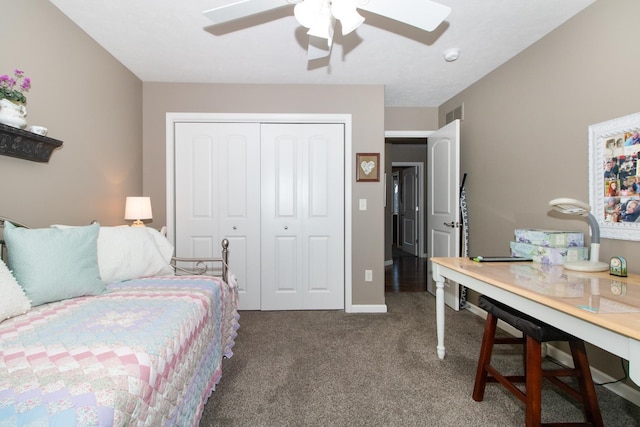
[174,122,262,310]
[427,120,461,310]
[400,166,418,256]
[260,123,345,310]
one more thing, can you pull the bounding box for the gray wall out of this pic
[439,0,640,391]
[1,0,142,226]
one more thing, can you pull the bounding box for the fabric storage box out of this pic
[514,229,584,248]
[510,241,589,265]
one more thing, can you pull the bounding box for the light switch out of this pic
[365,270,373,281]
[359,199,367,210]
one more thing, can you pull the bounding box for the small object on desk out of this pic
[470,256,533,262]
[609,256,627,277]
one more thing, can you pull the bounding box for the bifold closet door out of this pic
[174,122,261,310]
[260,123,345,310]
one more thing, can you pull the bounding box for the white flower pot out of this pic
[0,99,27,129]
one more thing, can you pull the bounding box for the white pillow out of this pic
[0,258,31,321]
[52,225,175,284]
[96,226,175,283]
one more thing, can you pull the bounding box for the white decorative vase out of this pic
[0,99,28,129]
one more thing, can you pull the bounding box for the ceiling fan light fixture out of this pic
[307,13,335,46]
[294,0,324,29]
[203,0,452,64]
[331,0,365,35]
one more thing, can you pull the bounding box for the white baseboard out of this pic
[348,304,388,313]
[465,303,640,407]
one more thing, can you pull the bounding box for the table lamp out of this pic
[125,196,153,227]
[548,198,608,272]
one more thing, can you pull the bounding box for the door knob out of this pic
[443,221,460,228]
[233,226,237,230]
[284,226,288,230]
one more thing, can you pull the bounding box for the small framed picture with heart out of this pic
[356,153,380,182]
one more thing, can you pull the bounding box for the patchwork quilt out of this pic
[0,275,239,426]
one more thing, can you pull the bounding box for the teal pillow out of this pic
[3,222,105,306]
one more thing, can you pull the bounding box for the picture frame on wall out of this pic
[589,111,640,241]
[356,153,380,182]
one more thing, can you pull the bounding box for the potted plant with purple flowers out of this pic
[0,69,31,129]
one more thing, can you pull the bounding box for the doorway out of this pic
[392,163,424,257]
[385,132,430,293]
[385,134,428,261]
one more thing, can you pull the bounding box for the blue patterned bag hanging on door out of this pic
[459,173,469,309]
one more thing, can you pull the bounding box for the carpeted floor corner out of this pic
[200,292,640,426]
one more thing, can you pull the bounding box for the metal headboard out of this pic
[170,239,230,283]
[0,216,28,262]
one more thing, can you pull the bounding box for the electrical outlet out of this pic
[365,270,373,281]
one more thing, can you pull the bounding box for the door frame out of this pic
[166,113,354,311]
[386,129,432,260]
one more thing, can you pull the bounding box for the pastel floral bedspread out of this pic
[0,275,239,426]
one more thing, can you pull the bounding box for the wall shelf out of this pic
[0,122,63,163]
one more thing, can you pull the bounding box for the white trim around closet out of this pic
[166,113,354,312]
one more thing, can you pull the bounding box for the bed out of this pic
[0,217,239,426]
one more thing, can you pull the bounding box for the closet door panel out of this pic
[175,122,261,310]
[261,126,303,309]
[274,236,298,293]
[218,123,261,310]
[276,136,297,218]
[261,123,344,310]
[175,123,218,258]
[303,124,345,309]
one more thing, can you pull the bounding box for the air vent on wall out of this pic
[445,104,464,124]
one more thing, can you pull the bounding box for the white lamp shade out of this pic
[294,0,324,28]
[125,197,153,222]
[331,0,364,35]
[307,14,335,46]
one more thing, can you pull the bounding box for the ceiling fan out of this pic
[203,0,451,61]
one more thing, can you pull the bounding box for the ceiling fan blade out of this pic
[357,0,451,32]
[203,0,298,26]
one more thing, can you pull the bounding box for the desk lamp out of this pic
[125,196,153,227]
[549,198,609,272]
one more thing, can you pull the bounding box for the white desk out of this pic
[431,257,640,385]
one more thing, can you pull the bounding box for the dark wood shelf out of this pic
[0,122,63,163]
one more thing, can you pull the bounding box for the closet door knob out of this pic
[284,226,288,230]
[233,226,237,230]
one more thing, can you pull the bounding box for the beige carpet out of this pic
[201,292,640,426]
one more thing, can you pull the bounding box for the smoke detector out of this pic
[443,48,460,62]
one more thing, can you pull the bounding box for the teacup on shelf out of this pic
[28,125,48,136]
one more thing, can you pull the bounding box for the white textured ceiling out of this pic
[48,0,595,107]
